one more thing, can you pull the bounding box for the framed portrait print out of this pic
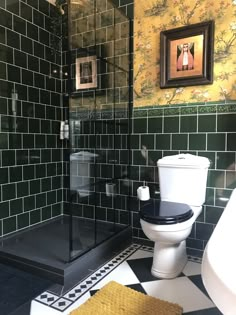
[76,55,97,90]
[160,20,214,88]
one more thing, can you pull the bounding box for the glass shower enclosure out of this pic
[66,0,132,261]
[0,0,132,284]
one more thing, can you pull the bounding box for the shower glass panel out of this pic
[68,0,131,261]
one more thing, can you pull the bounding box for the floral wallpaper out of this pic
[134,0,236,106]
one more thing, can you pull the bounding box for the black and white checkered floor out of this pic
[32,244,222,315]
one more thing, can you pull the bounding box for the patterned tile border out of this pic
[70,109,129,121]
[34,243,141,312]
[133,101,236,117]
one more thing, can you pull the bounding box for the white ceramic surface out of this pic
[157,154,210,205]
[202,189,236,314]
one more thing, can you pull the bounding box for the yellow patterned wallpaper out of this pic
[134,0,236,106]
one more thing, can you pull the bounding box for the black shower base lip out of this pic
[0,226,132,285]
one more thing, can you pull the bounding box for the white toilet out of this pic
[140,154,210,279]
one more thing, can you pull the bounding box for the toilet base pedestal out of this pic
[151,240,187,279]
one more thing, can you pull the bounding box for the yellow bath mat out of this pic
[69,281,183,315]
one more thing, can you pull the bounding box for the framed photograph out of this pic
[76,55,97,90]
[160,20,214,88]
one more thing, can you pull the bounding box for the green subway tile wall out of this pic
[0,0,65,236]
[131,103,236,257]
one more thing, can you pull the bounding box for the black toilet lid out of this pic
[140,199,193,225]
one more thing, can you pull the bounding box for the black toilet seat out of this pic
[140,199,193,225]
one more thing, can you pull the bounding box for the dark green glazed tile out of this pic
[47,190,56,205]
[0,168,8,184]
[42,206,51,220]
[205,187,215,206]
[227,133,236,151]
[52,177,61,190]
[23,195,35,212]
[29,179,40,195]
[3,216,16,235]
[17,181,29,198]
[226,171,236,189]
[16,150,29,165]
[0,61,6,79]
[7,0,19,14]
[120,149,129,164]
[2,150,16,166]
[208,133,226,151]
[36,164,46,178]
[140,166,155,182]
[41,178,52,192]
[23,165,35,180]
[10,198,23,216]
[215,189,232,207]
[83,204,95,219]
[9,134,22,149]
[148,150,162,166]
[0,201,9,219]
[52,204,61,217]
[2,183,16,201]
[198,115,216,132]
[172,134,188,150]
[156,134,171,150]
[186,238,204,250]
[36,193,47,208]
[30,209,40,225]
[0,97,7,114]
[23,134,35,149]
[217,113,236,132]
[216,152,235,170]
[163,116,179,133]
[141,134,154,149]
[132,150,146,165]
[207,169,225,188]
[10,166,22,182]
[180,115,197,133]
[0,25,5,43]
[130,165,139,181]
[17,212,30,229]
[0,133,8,149]
[148,117,162,133]
[7,29,20,49]
[133,118,147,133]
[189,134,206,150]
[196,222,214,241]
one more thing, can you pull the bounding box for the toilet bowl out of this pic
[139,154,210,279]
